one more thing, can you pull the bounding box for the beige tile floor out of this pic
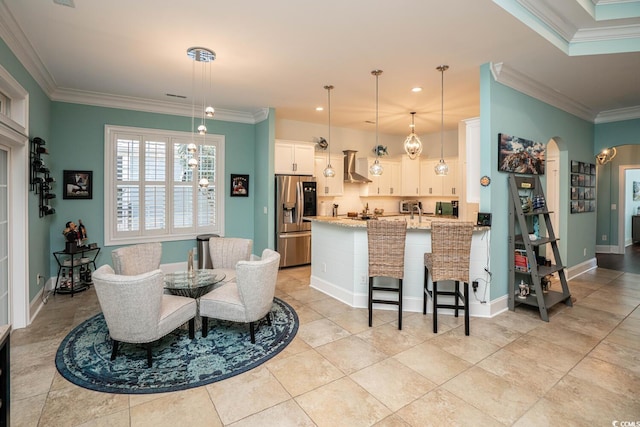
[10,266,640,426]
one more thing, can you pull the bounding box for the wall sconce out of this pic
[596,147,616,165]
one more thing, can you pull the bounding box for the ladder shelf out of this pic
[508,174,572,321]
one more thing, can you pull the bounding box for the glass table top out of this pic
[164,269,226,291]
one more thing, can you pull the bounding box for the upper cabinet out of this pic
[314,153,344,196]
[275,140,315,175]
[400,155,421,197]
[356,157,401,197]
[420,158,459,197]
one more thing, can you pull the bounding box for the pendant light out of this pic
[323,85,336,178]
[187,46,215,185]
[369,70,384,176]
[404,112,422,159]
[434,65,449,176]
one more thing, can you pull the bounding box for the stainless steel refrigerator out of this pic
[275,175,317,267]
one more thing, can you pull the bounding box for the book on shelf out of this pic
[514,249,530,272]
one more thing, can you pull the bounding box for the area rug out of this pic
[55,297,298,394]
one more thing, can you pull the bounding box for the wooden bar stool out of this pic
[423,221,474,335]
[367,220,407,330]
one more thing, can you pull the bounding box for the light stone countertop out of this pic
[304,215,490,231]
[0,324,10,343]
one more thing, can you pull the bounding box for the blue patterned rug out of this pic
[55,298,298,394]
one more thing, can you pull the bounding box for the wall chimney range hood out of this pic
[343,150,372,183]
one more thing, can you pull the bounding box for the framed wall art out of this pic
[63,170,93,200]
[230,174,249,197]
[497,133,545,175]
[570,161,595,214]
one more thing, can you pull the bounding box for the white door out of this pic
[0,147,8,324]
[546,140,560,265]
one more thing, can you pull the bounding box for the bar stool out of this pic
[423,221,474,335]
[367,220,407,330]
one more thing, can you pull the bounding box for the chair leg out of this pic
[454,281,460,318]
[266,312,272,326]
[249,322,255,344]
[368,277,373,327]
[464,281,470,336]
[433,281,438,333]
[188,318,195,339]
[202,317,209,338]
[110,339,119,361]
[398,278,403,330]
[146,343,153,368]
[423,266,428,315]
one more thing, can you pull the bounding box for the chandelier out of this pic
[323,85,336,178]
[434,65,449,176]
[369,70,384,176]
[404,112,422,159]
[596,147,617,165]
[186,46,216,188]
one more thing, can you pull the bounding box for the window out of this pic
[105,125,224,245]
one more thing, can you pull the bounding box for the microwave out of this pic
[400,200,422,214]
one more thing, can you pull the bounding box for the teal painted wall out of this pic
[252,108,276,254]
[595,119,640,153]
[50,102,257,274]
[1,38,53,301]
[595,145,640,246]
[594,120,640,247]
[480,63,596,301]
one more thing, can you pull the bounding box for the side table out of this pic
[53,246,101,297]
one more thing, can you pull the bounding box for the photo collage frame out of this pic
[570,160,595,214]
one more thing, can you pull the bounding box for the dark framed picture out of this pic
[571,160,579,173]
[63,170,92,200]
[230,174,249,197]
[497,133,545,175]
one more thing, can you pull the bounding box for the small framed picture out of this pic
[571,160,579,173]
[230,174,249,197]
[63,170,92,200]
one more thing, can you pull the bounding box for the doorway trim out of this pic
[618,164,640,254]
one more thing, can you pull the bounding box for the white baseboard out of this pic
[596,245,614,253]
[567,257,597,280]
[311,275,508,318]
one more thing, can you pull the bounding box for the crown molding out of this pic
[490,62,596,122]
[0,1,57,96]
[594,105,640,123]
[51,87,263,124]
[496,0,640,55]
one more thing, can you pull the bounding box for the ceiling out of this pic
[1,0,639,136]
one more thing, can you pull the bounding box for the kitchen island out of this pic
[305,215,502,318]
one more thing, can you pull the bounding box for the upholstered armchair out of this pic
[200,248,280,343]
[208,237,253,282]
[111,242,162,275]
[93,264,197,367]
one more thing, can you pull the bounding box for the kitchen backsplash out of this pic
[318,183,457,216]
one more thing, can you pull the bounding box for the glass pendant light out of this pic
[404,112,423,159]
[369,70,384,176]
[434,65,449,176]
[323,85,336,178]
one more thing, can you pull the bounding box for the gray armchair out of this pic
[93,264,197,367]
[111,242,162,275]
[208,237,253,282]
[200,248,280,343]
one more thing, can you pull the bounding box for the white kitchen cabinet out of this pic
[356,157,400,196]
[314,154,344,196]
[401,155,421,197]
[275,140,315,175]
[420,158,458,197]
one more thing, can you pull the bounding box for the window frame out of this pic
[104,125,225,246]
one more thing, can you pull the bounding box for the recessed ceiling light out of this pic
[316,107,324,111]
[412,87,422,93]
